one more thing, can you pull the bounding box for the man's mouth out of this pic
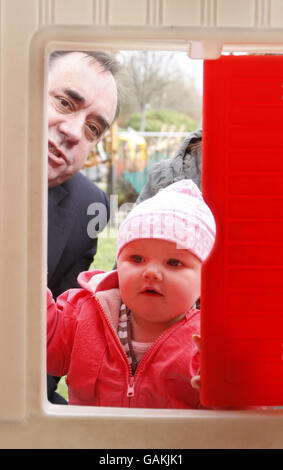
[48,141,67,163]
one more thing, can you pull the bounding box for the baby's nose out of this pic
[142,266,163,282]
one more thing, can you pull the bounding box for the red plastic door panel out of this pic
[201,55,283,407]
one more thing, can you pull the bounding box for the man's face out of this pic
[48,52,118,188]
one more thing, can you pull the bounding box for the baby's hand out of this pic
[191,334,201,391]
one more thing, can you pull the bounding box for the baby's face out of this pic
[117,238,201,334]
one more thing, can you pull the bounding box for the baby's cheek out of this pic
[119,280,128,298]
[119,277,133,304]
[175,296,193,313]
[176,284,199,309]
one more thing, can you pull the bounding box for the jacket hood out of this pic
[77,270,121,332]
[77,269,119,294]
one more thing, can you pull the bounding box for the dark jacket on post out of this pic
[136,128,202,204]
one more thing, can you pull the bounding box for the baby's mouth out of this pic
[141,288,163,296]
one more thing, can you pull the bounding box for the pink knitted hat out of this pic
[117,179,216,261]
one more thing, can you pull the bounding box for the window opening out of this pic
[46,48,204,409]
[46,47,283,412]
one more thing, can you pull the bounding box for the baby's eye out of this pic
[167,258,183,267]
[130,255,144,263]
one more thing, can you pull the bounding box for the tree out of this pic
[117,51,202,128]
[126,108,197,133]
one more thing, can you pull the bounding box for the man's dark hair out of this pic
[49,50,120,121]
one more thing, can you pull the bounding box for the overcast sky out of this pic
[119,50,203,94]
[173,51,203,93]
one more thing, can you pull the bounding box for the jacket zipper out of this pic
[96,299,134,403]
[127,376,135,397]
[125,327,179,400]
[96,298,196,405]
[125,314,191,399]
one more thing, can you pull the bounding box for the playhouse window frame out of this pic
[22,27,283,448]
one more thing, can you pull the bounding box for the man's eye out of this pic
[86,122,100,139]
[56,96,72,109]
[167,258,183,267]
[130,255,144,263]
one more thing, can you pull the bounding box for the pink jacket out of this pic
[47,269,200,408]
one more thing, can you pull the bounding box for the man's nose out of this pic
[142,264,163,282]
[58,115,84,144]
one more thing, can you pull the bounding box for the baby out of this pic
[47,179,216,408]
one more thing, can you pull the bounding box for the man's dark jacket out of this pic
[47,171,110,403]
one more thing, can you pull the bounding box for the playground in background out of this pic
[83,125,190,202]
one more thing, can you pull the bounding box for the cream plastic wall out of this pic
[1,0,283,449]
